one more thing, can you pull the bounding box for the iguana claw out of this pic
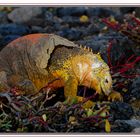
[108,90,123,102]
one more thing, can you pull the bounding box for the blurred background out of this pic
[0,7,139,44]
[0,7,140,60]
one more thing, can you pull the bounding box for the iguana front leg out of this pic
[108,90,123,101]
[64,77,94,108]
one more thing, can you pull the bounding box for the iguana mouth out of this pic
[100,82,111,96]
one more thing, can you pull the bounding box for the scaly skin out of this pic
[42,46,121,107]
[0,34,122,108]
[48,54,112,107]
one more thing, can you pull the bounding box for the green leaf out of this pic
[70,98,78,105]
[42,114,47,122]
[105,119,111,133]
[100,111,107,117]
[86,109,93,117]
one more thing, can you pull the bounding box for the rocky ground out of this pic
[0,6,140,133]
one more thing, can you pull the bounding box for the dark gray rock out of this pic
[110,102,134,120]
[0,24,30,36]
[44,11,54,23]
[106,7,121,15]
[0,35,21,47]
[62,16,81,27]
[31,26,45,33]
[86,34,134,65]
[114,119,140,132]
[0,12,8,24]
[57,7,87,17]
[77,33,132,64]
[109,38,134,66]
[132,127,140,133]
[120,7,136,14]
[86,23,100,34]
[57,28,82,41]
[135,7,140,17]
[129,77,140,99]
[87,7,118,18]
[77,38,107,52]
[8,7,43,25]
[53,22,63,31]
[0,34,3,50]
[118,119,140,128]
[112,120,133,132]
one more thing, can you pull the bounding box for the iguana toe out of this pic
[108,90,123,102]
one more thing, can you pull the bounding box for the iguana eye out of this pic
[105,79,108,83]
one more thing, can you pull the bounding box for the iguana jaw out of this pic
[100,70,112,95]
[89,69,112,96]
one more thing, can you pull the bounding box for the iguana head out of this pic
[90,53,112,96]
[71,53,112,96]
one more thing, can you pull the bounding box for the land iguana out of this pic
[0,34,122,107]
